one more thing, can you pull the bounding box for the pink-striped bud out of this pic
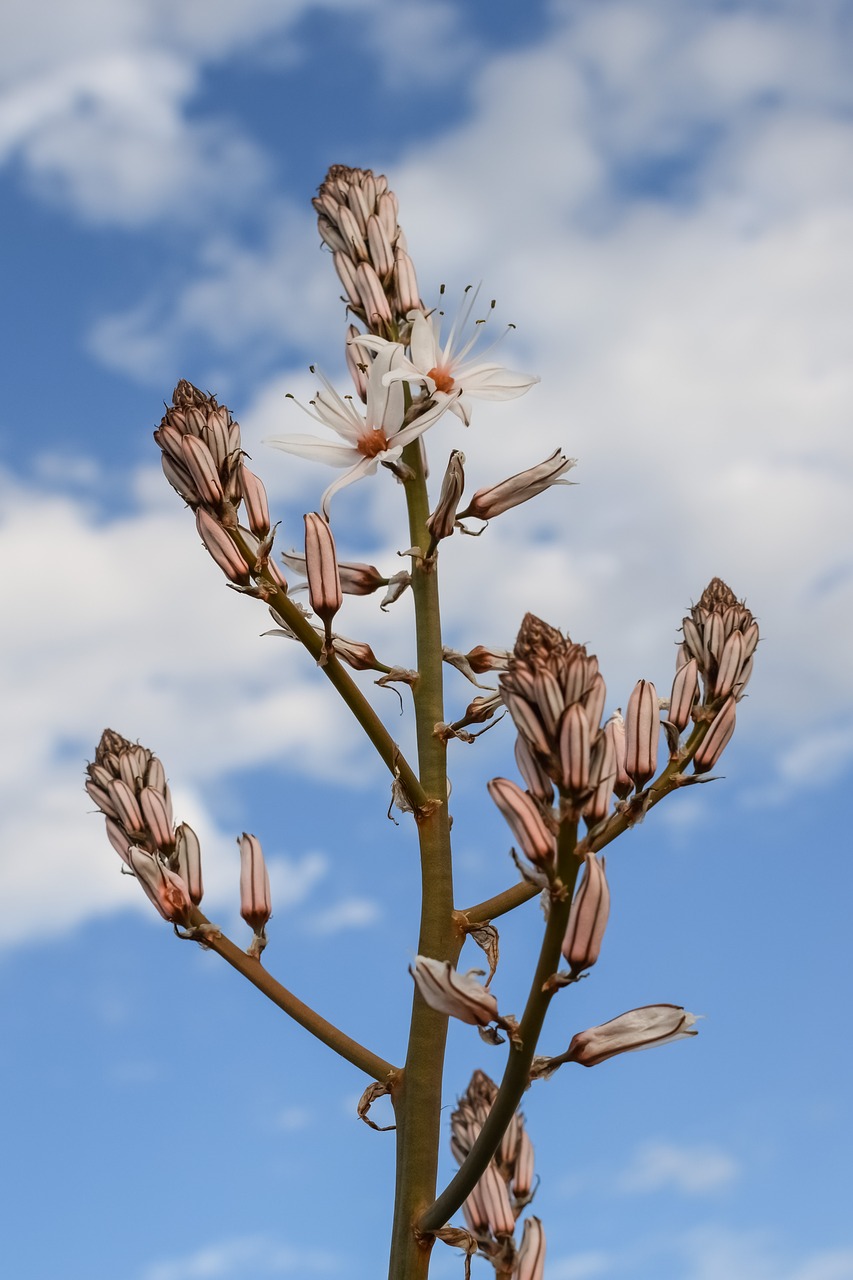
[603,710,633,798]
[410,956,500,1027]
[514,735,554,805]
[174,823,203,905]
[356,261,393,326]
[562,854,610,974]
[333,250,362,307]
[693,696,737,773]
[426,450,466,543]
[566,1004,698,1067]
[239,466,271,538]
[669,658,699,732]
[583,730,617,824]
[487,778,555,871]
[558,703,591,796]
[195,508,250,584]
[303,513,342,631]
[624,680,659,790]
[458,450,575,522]
[464,1164,516,1236]
[180,433,224,506]
[515,1217,546,1280]
[239,833,271,936]
[107,778,144,834]
[127,848,193,925]
[139,786,174,851]
[394,250,420,314]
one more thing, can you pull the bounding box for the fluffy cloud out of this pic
[616,1140,739,1195]
[139,1233,338,1279]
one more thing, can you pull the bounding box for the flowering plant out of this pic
[86,165,756,1280]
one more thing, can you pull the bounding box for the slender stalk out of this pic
[232,528,427,813]
[187,907,397,1082]
[419,820,581,1234]
[386,441,460,1280]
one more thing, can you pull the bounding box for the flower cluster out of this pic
[450,1071,544,1279]
[85,729,200,926]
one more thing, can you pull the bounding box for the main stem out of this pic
[387,442,461,1280]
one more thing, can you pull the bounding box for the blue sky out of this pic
[1,1,852,1278]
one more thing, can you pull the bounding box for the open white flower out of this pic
[264,344,453,515]
[352,290,539,426]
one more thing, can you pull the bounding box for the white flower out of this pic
[264,345,452,515]
[352,290,539,426]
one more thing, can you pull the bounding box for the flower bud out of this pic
[558,703,591,796]
[624,680,659,790]
[303,512,342,632]
[410,956,499,1027]
[487,778,555,872]
[458,450,575,522]
[239,466,271,539]
[180,433,224,506]
[426,450,466,543]
[514,735,554,806]
[239,832,272,935]
[562,854,609,974]
[195,508,251,584]
[515,1217,546,1280]
[603,710,632,798]
[669,658,699,732]
[566,1004,698,1067]
[127,848,193,925]
[693,696,736,773]
[174,823,203,905]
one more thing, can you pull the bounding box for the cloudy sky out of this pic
[2,1,852,1277]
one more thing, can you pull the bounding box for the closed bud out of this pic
[239,832,272,936]
[487,778,555,872]
[139,786,174,852]
[604,710,633,798]
[394,249,420,314]
[304,512,342,632]
[583,730,617,824]
[410,956,499,1027]
[239,467,271,538]
[127,848,193,926]
[356,261,393,327]
[174,823,203,905]
[458,450,575,522]
[426,450,466,543]
[466,646,511,674]
[180,433,224,506]
[625,680,659,790]
[514,735,554,805]
[558,703,591,796]
[515,1217,546,1280]
[562,854,610,974]
[195,508,251,584]
[566,1004,698,1067]
[693,696,737,773]
[669,657,699,732]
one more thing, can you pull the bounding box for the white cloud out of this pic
[306,896,382,935]
[140,1234,337,1280]
[617,1140,739,1195]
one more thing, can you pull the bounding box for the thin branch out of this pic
[188,907,398,1082]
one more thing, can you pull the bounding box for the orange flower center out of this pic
[357,428,390,459]
[427,366,456,395]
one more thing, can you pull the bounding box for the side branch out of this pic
[189,907,398,1082]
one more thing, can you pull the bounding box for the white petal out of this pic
[408,311,440,373]
[264,433,359,468]
[320,457,378,516]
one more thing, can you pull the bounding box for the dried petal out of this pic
[410,956,499,1026]
[567,1004,698,1067]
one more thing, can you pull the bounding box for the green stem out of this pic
[419,820,580,1234]
[187,907,397,1082]
[386,441,460,1280]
